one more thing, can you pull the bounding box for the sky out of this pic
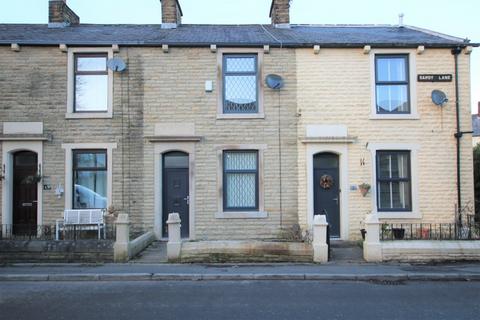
[1,0,479,112]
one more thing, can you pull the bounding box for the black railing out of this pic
[0,224,116,241]
[380,220,480,241]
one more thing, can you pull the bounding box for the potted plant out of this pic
[21,172,43,184]
[358,183,371,197]
[104,206,121,226]
[381,223,392,239]
[392,228,405,240]
[420,227,430,239]
[359,215,368,240]
[360,228,367,240]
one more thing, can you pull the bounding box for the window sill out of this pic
[66,112,112,119]
[216,113,265,120]
[369,113,419,120]
[376,211,422,219]
[215,211,268,219]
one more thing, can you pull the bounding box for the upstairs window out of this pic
[222,54,258,113]
[376,151,412,212]
[375,54,410,114]
[74,53,108,112]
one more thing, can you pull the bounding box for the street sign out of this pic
[417,74,453,82]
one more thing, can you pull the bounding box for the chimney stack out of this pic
[49,0,79,28]
[270,0,291,28]
[160,0,183,29]
[478,102,480,117]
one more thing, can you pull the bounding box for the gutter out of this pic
[0,41,477,49]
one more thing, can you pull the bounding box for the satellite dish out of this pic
[431,90,448,106]
[107,58,127,72]
[265,74,284,90]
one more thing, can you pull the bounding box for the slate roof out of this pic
[0,24,471,47]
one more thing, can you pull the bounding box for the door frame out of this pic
[313,152,341,238]
[1,141,43,230]
[307,144,349,240]
[154,142,196,240]
[162,151,190,238]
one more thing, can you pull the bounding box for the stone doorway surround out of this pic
[1,122,46,229]
[301,124,355,240]
[146,123,201,241]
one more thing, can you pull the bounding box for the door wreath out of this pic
[320,175,334,189]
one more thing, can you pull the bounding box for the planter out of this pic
[360,229,367,240]
[358,184,371,197]
[420,228,430,239]
[392,228,405,240]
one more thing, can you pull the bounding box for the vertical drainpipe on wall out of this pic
[260,24,285,229]
[452,46,463,224]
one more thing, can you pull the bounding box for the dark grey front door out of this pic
[314,153,340,238]
[162,152,189,238]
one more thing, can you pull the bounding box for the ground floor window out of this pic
[223,150,259,211]
[376,150,412,211]
[72,149,107,209]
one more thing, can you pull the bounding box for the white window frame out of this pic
[369,49,419,120]
[368,143,421,219]
[217,48,265,120]
[215,144,267,219]
[62,143,117,210]
[66,47,114,119]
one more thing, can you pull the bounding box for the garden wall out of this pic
[0,240,114,264]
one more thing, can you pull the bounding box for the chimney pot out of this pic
[160,0,183,29]
[49,0,79,28]
[270,0,291,28]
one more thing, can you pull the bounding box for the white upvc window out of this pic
[369,49,418,120]
[368,143,421,219]
[66,48,114,119]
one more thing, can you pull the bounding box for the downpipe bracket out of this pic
[454,131,473,139]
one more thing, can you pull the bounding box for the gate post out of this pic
[363,213,382,262]
[167,212,182,261]
[114,214,130,262]
[313,214,329,263]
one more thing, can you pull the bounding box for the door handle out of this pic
[32,200,38,203]
[22,203,33,207]
[183,196,190,205]
[332,198,339,204]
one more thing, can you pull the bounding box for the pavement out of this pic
[1,262,480,282]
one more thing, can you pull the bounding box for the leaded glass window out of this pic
[73,150,107,209]
[223,150,259,211]
[223,54,258,113]
[376,151,412,211]
[74,53,108,112]
[375,54,410,114]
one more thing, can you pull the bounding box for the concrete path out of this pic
[329,240,364,263]
[131,241,167,264]
[1,262,480,282]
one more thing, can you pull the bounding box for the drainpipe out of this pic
[452,46,463,224]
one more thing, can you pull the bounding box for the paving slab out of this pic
[1,262,480,282]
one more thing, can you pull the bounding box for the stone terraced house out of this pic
[0,0,476,244]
